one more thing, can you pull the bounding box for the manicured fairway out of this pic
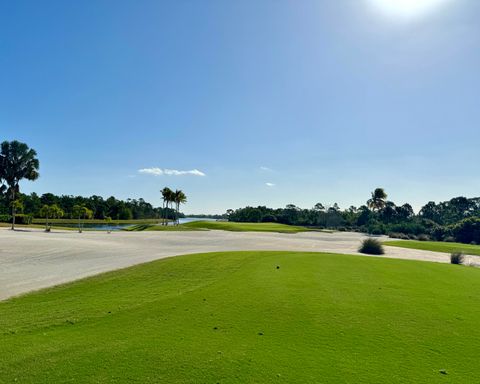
[182,221,310,232]
[1,251,479,383]
[126,223,206,231]
[130,221,311,233]
[385,240,480,256]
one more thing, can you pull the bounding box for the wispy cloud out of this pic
[265,182,276,187]
[260,166,273,172]
[138,167,206,177]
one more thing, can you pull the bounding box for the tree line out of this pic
[1,140,478,243]
[0,140,187,229]
[0,192,178,222]
[227,188,480,245]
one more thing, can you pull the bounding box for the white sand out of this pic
[0,228,477,301]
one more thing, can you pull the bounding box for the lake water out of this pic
[50,217,217,231]
[178,217,217,224]
[48,223,133,231]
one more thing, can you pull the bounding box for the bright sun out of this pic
[368,0,451,19]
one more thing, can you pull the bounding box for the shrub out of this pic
[359,238,385,255]
[430,225,447,241]
[388,232,409,240]
[450,252,464,265]
[13,214,33,225]
[261,214,277,223]
[452,218,480,245]
[367,224,385,235]
[417,234,430,241]
[388,221,427,236]
[0,214,11,223]
[444,236,456,243]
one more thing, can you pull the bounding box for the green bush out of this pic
[417,234,430,241]
[388,232,409,240]
[367,223,386,235]
[450,252,464,265]
[452,218,480,245]
[0,214,11,223]
[387,222,427,236]
[13,214,33,225]
[359,238,385,255]
[430,225,447,241]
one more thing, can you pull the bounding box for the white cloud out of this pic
[265,182,275,187]
[260,166,273,172]
[138,167,206,177]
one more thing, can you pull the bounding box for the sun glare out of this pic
[368,0,451,19]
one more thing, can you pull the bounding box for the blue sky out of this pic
[1,0,479,214]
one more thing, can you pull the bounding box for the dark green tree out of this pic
[174,190,187,225]
[0,141,40,230]
[161,187,174,225]
[367,188,387,212]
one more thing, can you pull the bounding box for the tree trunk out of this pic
[11,187,15,230]
[176,203,179,225]
[166,202,169,226]
[162,201,165,226]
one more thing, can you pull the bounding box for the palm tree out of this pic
[167,189,176,225]
[39,204,64,232]
[367,188,388,212]
[39,204,51,231]
[72,205,93,233]
[161,187,174,225]
[313,203,325,212]
[174,190,187,225]
[0,141,40,230]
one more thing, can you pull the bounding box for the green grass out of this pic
[126,224,206,232]
[6,220,306,233]
[1,219,170,231]
[31,218,165,225]
[385,240,480,256]
[0,222,79,231]
[183,221,310,232]
[127,221,310,233]
[1,251,479,383]
[0,222,127,232]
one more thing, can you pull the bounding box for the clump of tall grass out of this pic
[359,238,384,255]
[450,252,464,265]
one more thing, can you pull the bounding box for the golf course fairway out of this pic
[1,251,479,383]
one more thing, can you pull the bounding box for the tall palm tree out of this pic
[160,188,167,225]
[0,141,40,230]
[167,188,176,225]
[367,188,388,212]
[174,190,187,225]
[39,204,64,232]
[161,187,174,225]
[72,204,93,233]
